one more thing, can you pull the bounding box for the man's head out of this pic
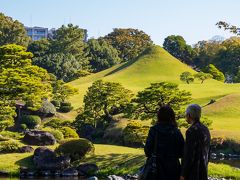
[185,104,201,124]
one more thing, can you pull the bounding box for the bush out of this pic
[60,127,79,139]
[44,118,72,129]
[51,100,60,107]
[55,138,94,161]
[123,121,149,147]
[39,100,56,115]
[60,102,72,107]
[20,124,27,131]
[59,105,73,113]
[43,127,64,142]
[0,131,23,140]
[0,140,21,153]
[21,115,41,129]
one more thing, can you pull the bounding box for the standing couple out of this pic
[143,104,211,180]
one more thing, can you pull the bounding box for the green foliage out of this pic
[51,100,60,107]
[60,127,79,139]
[122,121,149,147]
[194,72,212,83]
[0,44,52,111]
[38,100,56,115]
[21,115,41,129]
[0,131,22,140]
[180,71,194,84]
[204,64,225,82]
[50,24,89,70]
[82,80,133,127]
[163,35,196,65]
[59,105,73,113]
[104,28,153,61]
[52,80,78,102]
[127,82,191,120]
[55,138,94,161]
[0,13,30,47]
[20,124,27,131]
[0,140,20,153]
[76,70,91,77]
[0,101,16,131]
[27,39,50,57]
[87,38,121,72]
[0,44,32,69]
[43,127,64,142]
[33,53,83,82]
[216,21,239,35]
[43,118,72,129]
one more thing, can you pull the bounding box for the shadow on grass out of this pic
[81,153,145,174]
[15,155,35,170]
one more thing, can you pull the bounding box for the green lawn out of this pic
[0,144,239,179]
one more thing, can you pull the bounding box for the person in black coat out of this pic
[180,104,211,180]
[144,105,184,180]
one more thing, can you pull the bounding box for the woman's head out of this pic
[157,105,177,126]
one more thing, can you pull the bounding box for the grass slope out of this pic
[68,45,240,139]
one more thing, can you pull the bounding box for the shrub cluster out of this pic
[0,140,21,153]
[21,115,41,129]
[59,102,73,113]
[55,138,94,161]
[43,127,64,142]
[43,118,72,129]
[60,127,79,139]
[123,121,149,147]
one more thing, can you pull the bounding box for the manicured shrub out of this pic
[55,138,94,161]
[43,118,72,129]
[43,127,64,142]
[39,100,56,115]
[21,115,41,129]
[20,124,27,130]
[59,106,73,113]
[0,140,21,153]
[60,127,79,139]
[51,100,60,107]
[123,121,149,147]
[60,102,72,107]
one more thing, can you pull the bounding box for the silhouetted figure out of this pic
[180,104,211,180]
[144,105,184,180]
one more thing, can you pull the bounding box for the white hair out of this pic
[186,104,201,120]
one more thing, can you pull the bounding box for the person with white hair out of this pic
[180,104,211,180]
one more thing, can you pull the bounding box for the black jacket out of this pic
[144,123,184,180]
[181,121,211,180]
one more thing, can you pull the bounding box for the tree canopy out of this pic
[204,64,225,82]
[163,35,196,65]
[79,80,133,128]
[87,38,121,72]
[103,28,153,62]
[0,13,30,47]
[0,44,52,130]
[180,72,194,84]
[127,82,191,120]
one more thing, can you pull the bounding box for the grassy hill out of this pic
[68,45,240,139]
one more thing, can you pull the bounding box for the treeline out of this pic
[0,13,153,82]
[163,35,240,83]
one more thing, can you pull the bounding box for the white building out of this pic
[25,26,48,41]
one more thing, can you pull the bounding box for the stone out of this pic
[62,168,78,176]
[88,176,98,180]
[77,163,99,176]
[33,147,70,171]
[107,175,125,180]
[23,130,56,146]
[0,170,9,177]
[19,145,34,153]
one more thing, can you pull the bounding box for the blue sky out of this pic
[0,0,239,45]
